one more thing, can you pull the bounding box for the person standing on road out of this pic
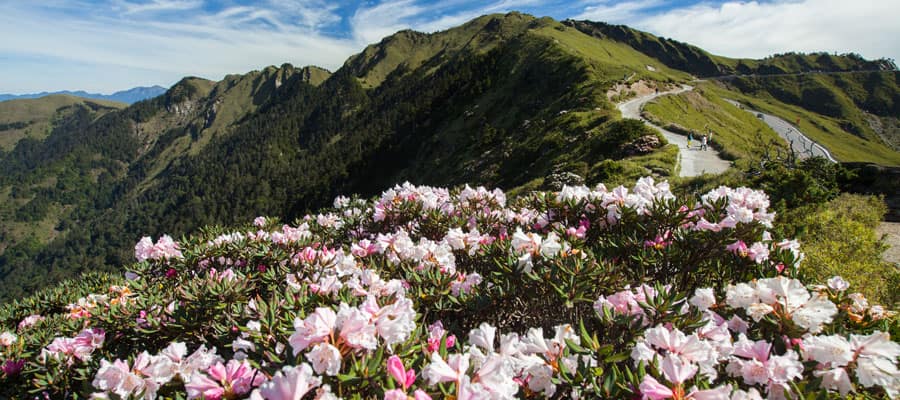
[701,134,708,151]
[688,131,693,149]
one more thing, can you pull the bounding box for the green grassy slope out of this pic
[564,20,895,77]
[0,95,123,150]
[701,80,900,165]
[642,88,787,162]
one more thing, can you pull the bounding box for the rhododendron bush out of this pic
[1,177,898,399]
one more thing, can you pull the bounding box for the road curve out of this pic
[617,86,731,177]
[722,99,837,162]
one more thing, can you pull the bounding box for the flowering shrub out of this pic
[0,177,897,399]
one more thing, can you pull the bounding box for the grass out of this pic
[642,88,787,162]
[532,24,692,85]
[701,82,900,166]
[791,194,900,307]
[0,95,124,150]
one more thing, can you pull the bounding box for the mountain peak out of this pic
[342,12,547,88]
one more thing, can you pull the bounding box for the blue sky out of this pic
[2,0,898,93]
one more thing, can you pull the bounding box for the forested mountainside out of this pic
[0,12,897,300]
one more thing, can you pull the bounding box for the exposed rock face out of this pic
[545,171,585,191]
[621,135,662,156]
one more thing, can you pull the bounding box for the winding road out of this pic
[722,99,837,162]
[617,86,731,177]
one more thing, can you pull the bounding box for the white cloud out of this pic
[578,0,900,62]
[0,2,358,93]
[115,0,203,14]
[350,0,548,44]
[350,0,426,44]
[2,0,898,94]
[575,0,664,24]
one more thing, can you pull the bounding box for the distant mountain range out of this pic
[0,85,168,104]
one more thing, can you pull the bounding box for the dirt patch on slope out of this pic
[877,222,900,266]
[607,80,672,101]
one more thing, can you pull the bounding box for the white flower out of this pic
[791,294,837,334]
[258,364,321,400]
[338,307,378,351]
[290,307,337,355]
[850,331,900,360]
[725,283,758,309]
[813,368,853,396]
[422,353,469,385]
[855,356,899,389]
[444,228,466,250]
[827,276,849,291]
[848,293,869,313]
[306,343,342,376]
[540,232,562,258]
[690,288,716,311]
[729,388,764,400]
[747,303,774,322]
[375,297,416,347]
[0,331,17,346]
[802,335,853,366]
[756,277,809,311]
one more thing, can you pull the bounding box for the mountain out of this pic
[0,95,124,151]
[562,20,897,77]
[0,13,897,301]
[0,85,168,104]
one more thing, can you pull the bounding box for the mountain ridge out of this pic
[0,85,168,105]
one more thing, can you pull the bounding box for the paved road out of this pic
[618,86,731,177]
[722,99,837,162]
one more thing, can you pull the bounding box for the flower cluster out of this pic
[40,328,105,366]
[1,178,897,399]
[135,235,184,262]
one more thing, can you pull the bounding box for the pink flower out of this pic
[639,375,673,399]
[134,235,183,262]
[661,354,697,385]
[257,364,321,400]
[422,353,469,386]
[1,359,24,376]
[387,355,416,390]
[644,231,673,250]
[746,242,769,264]
[289,307,337,355]
[187,360,263,399]
[306,343,341,376]
[352,239,379,257]
[384,389,408,400]
[186,373,225,400]
[17,314,45,330]
[726,241,748,257]
[338,307,378,351]
[134,236,154,262]
[254,216,267,227]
